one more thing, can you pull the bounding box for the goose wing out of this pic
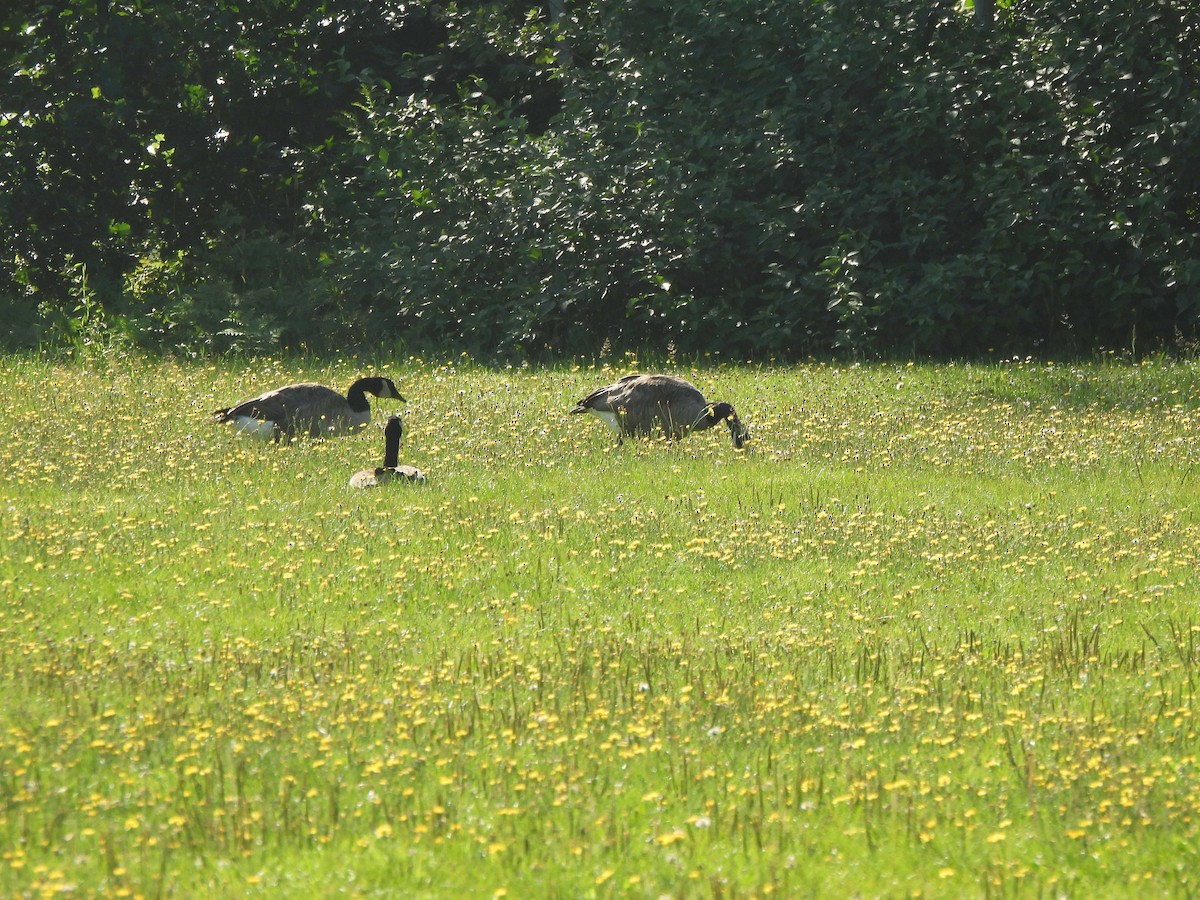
[617,375,708,437]
[349,468,382,489]
[570,374,644,414]
[216,382,343,424]
[388,465,426,483]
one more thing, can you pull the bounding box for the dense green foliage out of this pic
[2,1,1198,357]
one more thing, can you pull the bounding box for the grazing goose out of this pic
[214,376,404,443]
[350,415,426,488]
[571,373,750,448]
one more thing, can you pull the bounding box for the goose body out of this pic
[214,376,404,443]
[349,464,426,488]
[350,415,426,488]
[571,374,749,448]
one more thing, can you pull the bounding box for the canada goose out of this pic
[571,374,750,448]
[350,415,426,487]
[214,376,404,443]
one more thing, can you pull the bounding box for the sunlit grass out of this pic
[1,350,1198,896]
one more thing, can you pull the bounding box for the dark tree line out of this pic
[2,0,1197,358]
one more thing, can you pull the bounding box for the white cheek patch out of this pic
[231,416,276,441]
[590,410,624,436]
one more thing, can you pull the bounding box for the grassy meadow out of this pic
[1,350,1199,898]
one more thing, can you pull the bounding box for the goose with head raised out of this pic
[214,376,404,443]
[350,415,426,487]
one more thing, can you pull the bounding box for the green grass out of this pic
[2,350,1199,897]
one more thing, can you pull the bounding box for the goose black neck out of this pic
[383,416,402,468]
[345,379,375,413]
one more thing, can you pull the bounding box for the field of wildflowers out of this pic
[1,352,1198,897]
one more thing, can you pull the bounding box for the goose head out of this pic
[707,402,750,448]
[367,377,406,402]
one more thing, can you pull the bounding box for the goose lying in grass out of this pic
[571,373,750,448]
[350,415,426,488]
[214,376,404,443]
